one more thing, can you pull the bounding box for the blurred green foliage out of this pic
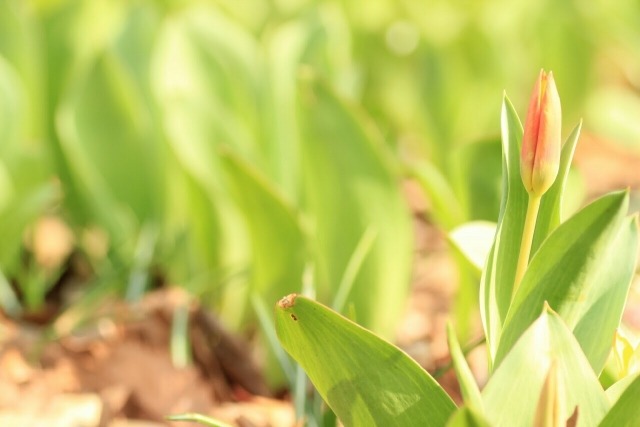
[0,0,639,385]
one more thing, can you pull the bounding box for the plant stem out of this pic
[513,193,542,299]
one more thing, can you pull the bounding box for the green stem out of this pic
[513,193,542,299]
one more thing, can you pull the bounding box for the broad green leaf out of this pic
[446,407,493,427]
[479,96,528,362]
[0,1,46,140]
[453,139,502,223]
[446,323,483,412]
[223,151,307,387]
[410,160,465,230]
[41,1,139,234]
[0,55,22,155]
[262,20,312,202]
[531,122,582,253]
[151,5,262,323]
[495,192,637,373]
[58,52,161,223]
[605,374,639,405]
[449,221,496,271]
[221,152,305,310]
[598,374,640,427]
[275,294,456,427]
[0,57,56,280]
[55,3,166,244]
[483,308,609,427]
[0,52,55,275]
[151,4,263,184]
[162,164,225,297]
[298,73,413,339]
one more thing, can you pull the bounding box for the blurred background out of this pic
[1,0,639,425]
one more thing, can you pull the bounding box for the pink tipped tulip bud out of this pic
[521,70,562,197]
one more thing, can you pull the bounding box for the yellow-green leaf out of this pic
[276,294,456,427]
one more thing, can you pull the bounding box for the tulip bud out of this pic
[533,362,564,427]
[521,70,562,197]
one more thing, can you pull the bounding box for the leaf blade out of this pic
[482,308,609,427]
[598,374,640,427]
[276,295,456,427]
[495,192,637,373]
[479,96,528,363]
[298,74,413,339]
[447,323,484,412]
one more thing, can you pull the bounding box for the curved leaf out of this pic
[531,122,582,252]
[453,138,502,223]
[446,407,492,427]
[496,192,637,373]
[221,152,305,309]
[410,160,465,230]
[483,307,608,427]
[298,74,413,339]
[605,374,639,405]
[275,294,456,427]
[479,96,528,362]
[449,221,496,272]
[598,374,640,427]
[446,323,483,412]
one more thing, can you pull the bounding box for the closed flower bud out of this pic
[533,362,564,427]
[521,70,562,197]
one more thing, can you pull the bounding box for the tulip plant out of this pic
[273,70,640,427]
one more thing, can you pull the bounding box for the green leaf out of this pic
[598,374,640,427]
[55,48,160,245]
[446,323,483,412]
[151,5,265,324]
[262,20,313,202]
[479,96,528,363]
[221,152,305,310]
[495,192,638,373]
[151,4,263,183]
[449,221,496,272]
[446,407,493,427]
[409,159,465,230]
[531,122,582,253]
[298,73,413,339]
[275,295,456,427]
[605,374,639,405]
[0,55,23,154]
[452,139,502,223]
[482,307,609,427]
[222,152,307,387]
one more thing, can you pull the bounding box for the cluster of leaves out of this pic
[274,98,640,426]
[1,0,640,398]
[0,0,415,350]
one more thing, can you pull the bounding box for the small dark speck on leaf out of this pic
[290,314,298,321]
